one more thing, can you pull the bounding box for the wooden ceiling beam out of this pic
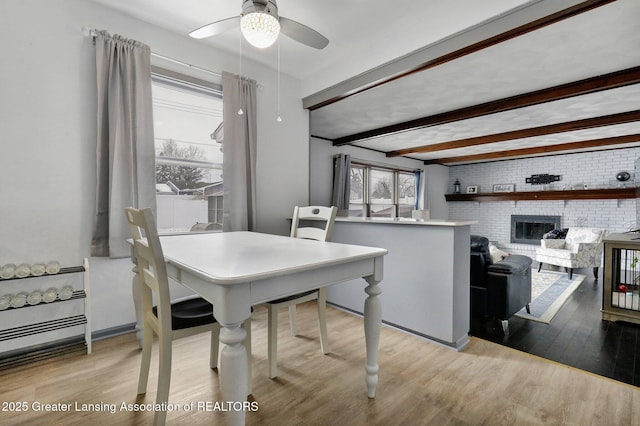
[423,134,640,165]
[312,0,614,112]
[333,66,640,146]
[386,110,640,157]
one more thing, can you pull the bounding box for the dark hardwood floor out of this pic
[470,267,640,387]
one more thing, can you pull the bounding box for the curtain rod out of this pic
[336,154,421,173]
[83,27,222,78]
[150,53,222,78]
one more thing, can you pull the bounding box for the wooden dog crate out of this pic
[602,233,640,324]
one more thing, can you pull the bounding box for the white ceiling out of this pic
[88,0,532,89]
[308,0,640,164]
[89,0,640,165]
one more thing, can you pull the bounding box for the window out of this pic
[397,172,417,217]
[348,162,417,218]
[151,70,223,233]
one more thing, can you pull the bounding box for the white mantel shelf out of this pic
[335,217,478,226]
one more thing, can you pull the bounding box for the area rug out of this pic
[515,270,585,323]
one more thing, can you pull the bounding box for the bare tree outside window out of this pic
[370,169,394,203]
[398,173,416,202]
[349,166,365,217]
[155,139,206,190]
[371,176,393,200]
[350,167,364,201]
[370,169,394,217]
[151,72,223,233]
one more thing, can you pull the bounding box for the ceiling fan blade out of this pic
[279,17,329,49]
[189,16,241,39]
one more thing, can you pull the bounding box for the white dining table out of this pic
[145,231,387,425]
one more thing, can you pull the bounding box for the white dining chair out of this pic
[262,205,337,379]
[125,207,251,425]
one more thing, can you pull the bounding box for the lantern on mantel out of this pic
[454,179,461,194]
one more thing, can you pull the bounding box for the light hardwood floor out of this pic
[3,302,640,425]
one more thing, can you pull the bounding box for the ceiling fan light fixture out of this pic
[240,12,280,48]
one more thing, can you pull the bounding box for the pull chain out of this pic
[238,35,244,116]
[276,40,282,122]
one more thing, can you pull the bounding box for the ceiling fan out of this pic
[189,0,329,50]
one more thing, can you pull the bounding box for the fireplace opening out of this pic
[511,215,562,245]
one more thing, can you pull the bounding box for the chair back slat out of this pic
[295,227,328,241]
[132,240,155,266]
[124,207,172,334]
[290,206,338,242]
[142,268,160,293]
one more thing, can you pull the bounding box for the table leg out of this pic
[363,275,382,398]
[219,321,248,426]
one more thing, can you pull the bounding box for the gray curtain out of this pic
[636,157,640,230]
[416,170,426,210]
[332,154,351,215]
[92,31,157,258]
[221,71,258,232]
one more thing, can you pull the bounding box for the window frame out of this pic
[151,67,224,234]
[349,161,418,218]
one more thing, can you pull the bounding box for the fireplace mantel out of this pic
[445,187,636,202]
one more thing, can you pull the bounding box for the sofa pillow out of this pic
[543,228,569,239]
[489,244,510,263]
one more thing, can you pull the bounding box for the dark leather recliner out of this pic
[470,235,532,334]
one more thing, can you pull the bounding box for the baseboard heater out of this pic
[0,323,136,371]
[0,337,86,370]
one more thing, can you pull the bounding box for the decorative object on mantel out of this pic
[526,174,561,185]
[493,183,515,193]
[613,171,633,188]
[617,171,631,182]
[466,185,478,194]
[454,179,461,194]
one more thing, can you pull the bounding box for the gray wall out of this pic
[0,0,310,339]
[424,164,449,219]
